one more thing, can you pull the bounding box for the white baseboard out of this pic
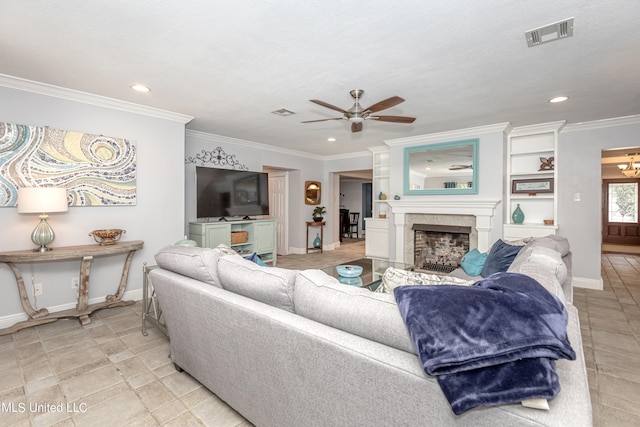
[0,289,143,331]
[288,244,337,255]
[573,276,603,291]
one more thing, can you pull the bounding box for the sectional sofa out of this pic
[149,236,592,426]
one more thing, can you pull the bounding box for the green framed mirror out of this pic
[404,139,478,195]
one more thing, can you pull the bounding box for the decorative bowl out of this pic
[336,265,363,278]
[338,276,363,286]
[89,229,125,246]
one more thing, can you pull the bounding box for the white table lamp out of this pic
[18,187,69,252]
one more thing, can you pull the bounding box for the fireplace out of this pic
[387,200,500,264]
[413,224,471,273]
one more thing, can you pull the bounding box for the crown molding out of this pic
[563,114,640,132]
[186,129,371,161]
[384,122,512,147]
[186,129,317,158]
[367,145,390,154]
[323,150,371,160]
[508,120,566,137]
[0,74,193,124]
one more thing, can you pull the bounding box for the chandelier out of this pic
[618,155,640,178]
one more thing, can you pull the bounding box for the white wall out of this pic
[0,82,189,322]
[558,117,640,288]
[384,125,507,258]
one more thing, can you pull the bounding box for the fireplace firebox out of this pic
[412,224,471,273]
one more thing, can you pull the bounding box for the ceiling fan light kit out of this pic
[302,89,416,133]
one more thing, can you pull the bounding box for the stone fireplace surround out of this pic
[387,200,500,264]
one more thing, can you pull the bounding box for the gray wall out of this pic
[185,130,333,252]
[0,84,188,323]
[558,119,640,288]
[3,76,637,325]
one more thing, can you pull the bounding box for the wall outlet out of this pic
[34,283,43,296]
[71,277,79,289]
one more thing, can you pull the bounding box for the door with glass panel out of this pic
[602,179,640,245]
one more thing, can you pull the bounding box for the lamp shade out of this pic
[17,187,69,214]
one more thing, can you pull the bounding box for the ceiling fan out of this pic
[449,164,473,170]
[301,89,416,133]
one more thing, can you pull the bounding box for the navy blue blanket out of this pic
[394,272,575,414]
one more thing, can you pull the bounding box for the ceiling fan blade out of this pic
[351,122,363,133]
[364,96,405,113]
[369,115,416,123]
[301,117,344,123]
[309,99,349,114]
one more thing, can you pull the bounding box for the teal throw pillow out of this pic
[460,249,487,277]
[244,252,268,267]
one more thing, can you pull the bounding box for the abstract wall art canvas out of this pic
[0,122,137,207]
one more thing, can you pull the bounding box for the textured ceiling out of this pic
[1,1,639,156]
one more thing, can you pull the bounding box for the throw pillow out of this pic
[480,239,523,277]
[375,268,474,294]
[504,237,534,246]
[244,252,268,266]
[460,248,487,276]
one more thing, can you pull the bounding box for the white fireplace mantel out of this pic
[387,200,500,262]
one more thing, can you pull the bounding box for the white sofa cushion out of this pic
[217,254,297,313]
[294,269,416,355]
[154,245,222,288]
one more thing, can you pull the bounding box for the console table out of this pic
[305,221,325,254]
[0,240,143,335]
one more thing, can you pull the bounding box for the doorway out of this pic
[266,169,289,255]
[602,179,640,245]
[362,182,372,231]
[335,170,373,243]
[601,148,640,252]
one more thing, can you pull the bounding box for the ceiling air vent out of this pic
[526,18,574,47]
[271,108,296,117]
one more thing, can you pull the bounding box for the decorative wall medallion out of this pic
[185,147,248,170]
[0,122,137,207]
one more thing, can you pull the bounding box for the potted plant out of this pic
[312,206,326,222]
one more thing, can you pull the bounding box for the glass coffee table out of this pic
[321,258,414,290]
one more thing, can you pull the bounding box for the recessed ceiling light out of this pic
[327,137,336,142]
[131,84,150,93]
[549,96,569,103]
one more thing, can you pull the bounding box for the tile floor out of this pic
[576,252,640,427]
[0,240,638,426]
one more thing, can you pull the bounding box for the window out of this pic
[608,182,638,223]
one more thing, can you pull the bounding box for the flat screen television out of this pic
[196,166,269,219]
